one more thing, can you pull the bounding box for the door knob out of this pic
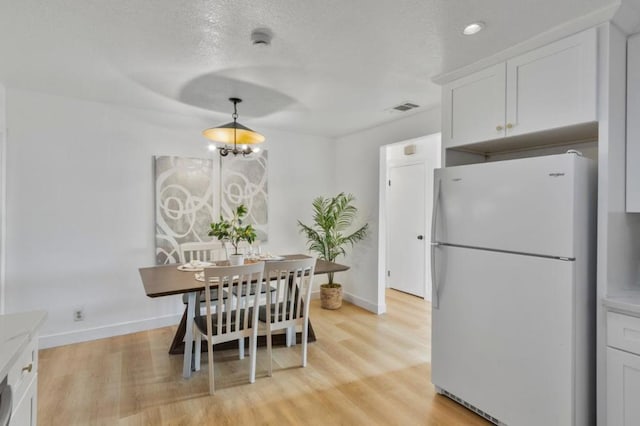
[417,235,424,240]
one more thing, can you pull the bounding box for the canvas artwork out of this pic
[220,151,268,242]
[154,152,268,264]
[154,156,216,264]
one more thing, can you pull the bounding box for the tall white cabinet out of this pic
[601,27,640,426]
[627,33,640,212]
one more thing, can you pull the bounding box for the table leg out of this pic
[169,308,188,354]
[182,291,196,379]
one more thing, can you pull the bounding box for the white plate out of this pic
[177,261,213,272]
[194,273,225,282]
[255,255,285,261]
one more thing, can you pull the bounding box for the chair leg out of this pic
[302,320,309,367]
[194,328,202,371]
[207,340,215,395]
[286,327,292,347]
[238,337,245,359]
[237,295,245,359]
[266,326,273,377]
[249,334,257,383]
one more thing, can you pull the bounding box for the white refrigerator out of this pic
[430,153,596,426]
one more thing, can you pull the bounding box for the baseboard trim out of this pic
[40,291,386,349]
[39,313,182,349]
[311,290,384,314]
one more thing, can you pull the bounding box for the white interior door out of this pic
[387,163,426,298]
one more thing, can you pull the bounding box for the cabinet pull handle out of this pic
[22,363,33,373]
[496,125,503,131]
[506,122,514,129]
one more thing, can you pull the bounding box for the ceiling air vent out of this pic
[391,102,420,112]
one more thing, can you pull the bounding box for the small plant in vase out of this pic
[208,204,257,265]
[298,192,369,309]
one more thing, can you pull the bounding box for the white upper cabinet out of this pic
[627,33,640,213]
[506,29,597,137]
[442,63,506,147]
[442,28,598,149]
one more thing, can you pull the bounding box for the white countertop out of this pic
[602,292,640,316]
[0,310,47,380]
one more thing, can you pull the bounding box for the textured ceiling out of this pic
[0,0,619,138]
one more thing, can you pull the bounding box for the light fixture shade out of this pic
[202,121,265,144]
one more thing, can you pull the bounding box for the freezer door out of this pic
[431,246,575,426]
[434,154,584,258]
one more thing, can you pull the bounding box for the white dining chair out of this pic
[178,241,229,308]
[180,241,227,263]
[260,257,316,376]
[180,241,247,357]
[193,261,265,395]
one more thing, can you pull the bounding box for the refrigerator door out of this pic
[431,245,574,426]
[433,154,581,258]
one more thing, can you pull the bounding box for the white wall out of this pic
[334,107,441,312]
[4,88,334,347]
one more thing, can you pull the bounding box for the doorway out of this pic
[387,163,426,297]
[378,133,441,309]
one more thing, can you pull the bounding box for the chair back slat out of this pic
[180,241,227,263]
[202,262,264,342]
[264,258,316,325]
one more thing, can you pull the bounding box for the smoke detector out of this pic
[251,28,273,46]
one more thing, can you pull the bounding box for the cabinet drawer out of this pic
[7,336,38,412]
[608,311,640,355]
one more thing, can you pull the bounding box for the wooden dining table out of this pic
[139,254,349,378]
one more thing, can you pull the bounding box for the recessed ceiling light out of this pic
[463,22,485,36]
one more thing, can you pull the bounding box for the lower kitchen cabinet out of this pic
[607,346,640,425]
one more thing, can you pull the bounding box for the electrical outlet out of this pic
[73,309,84,321]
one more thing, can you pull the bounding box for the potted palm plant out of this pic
[298,192,369,309]
[208,204,257,265]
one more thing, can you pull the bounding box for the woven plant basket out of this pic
[320,284,342,310]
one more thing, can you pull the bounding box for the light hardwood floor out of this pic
[38,289,489,425]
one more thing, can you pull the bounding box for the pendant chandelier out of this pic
[202,98,265,157]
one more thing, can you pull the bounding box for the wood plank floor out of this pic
[38,289,490,425]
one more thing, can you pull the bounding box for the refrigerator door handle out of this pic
[431,178,441,309]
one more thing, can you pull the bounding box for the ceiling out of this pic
[0,0,620,138]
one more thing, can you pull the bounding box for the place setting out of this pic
[176,260,214,272]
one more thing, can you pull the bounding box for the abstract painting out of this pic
[154,156,217,264]
[154,152,268,264]
[220,151,268,242]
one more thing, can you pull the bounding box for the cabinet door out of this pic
[627,33,640,212]
[10,374,36,426]
[442,63,506,148]
[505,28,597,137]
[607,347,640,426]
